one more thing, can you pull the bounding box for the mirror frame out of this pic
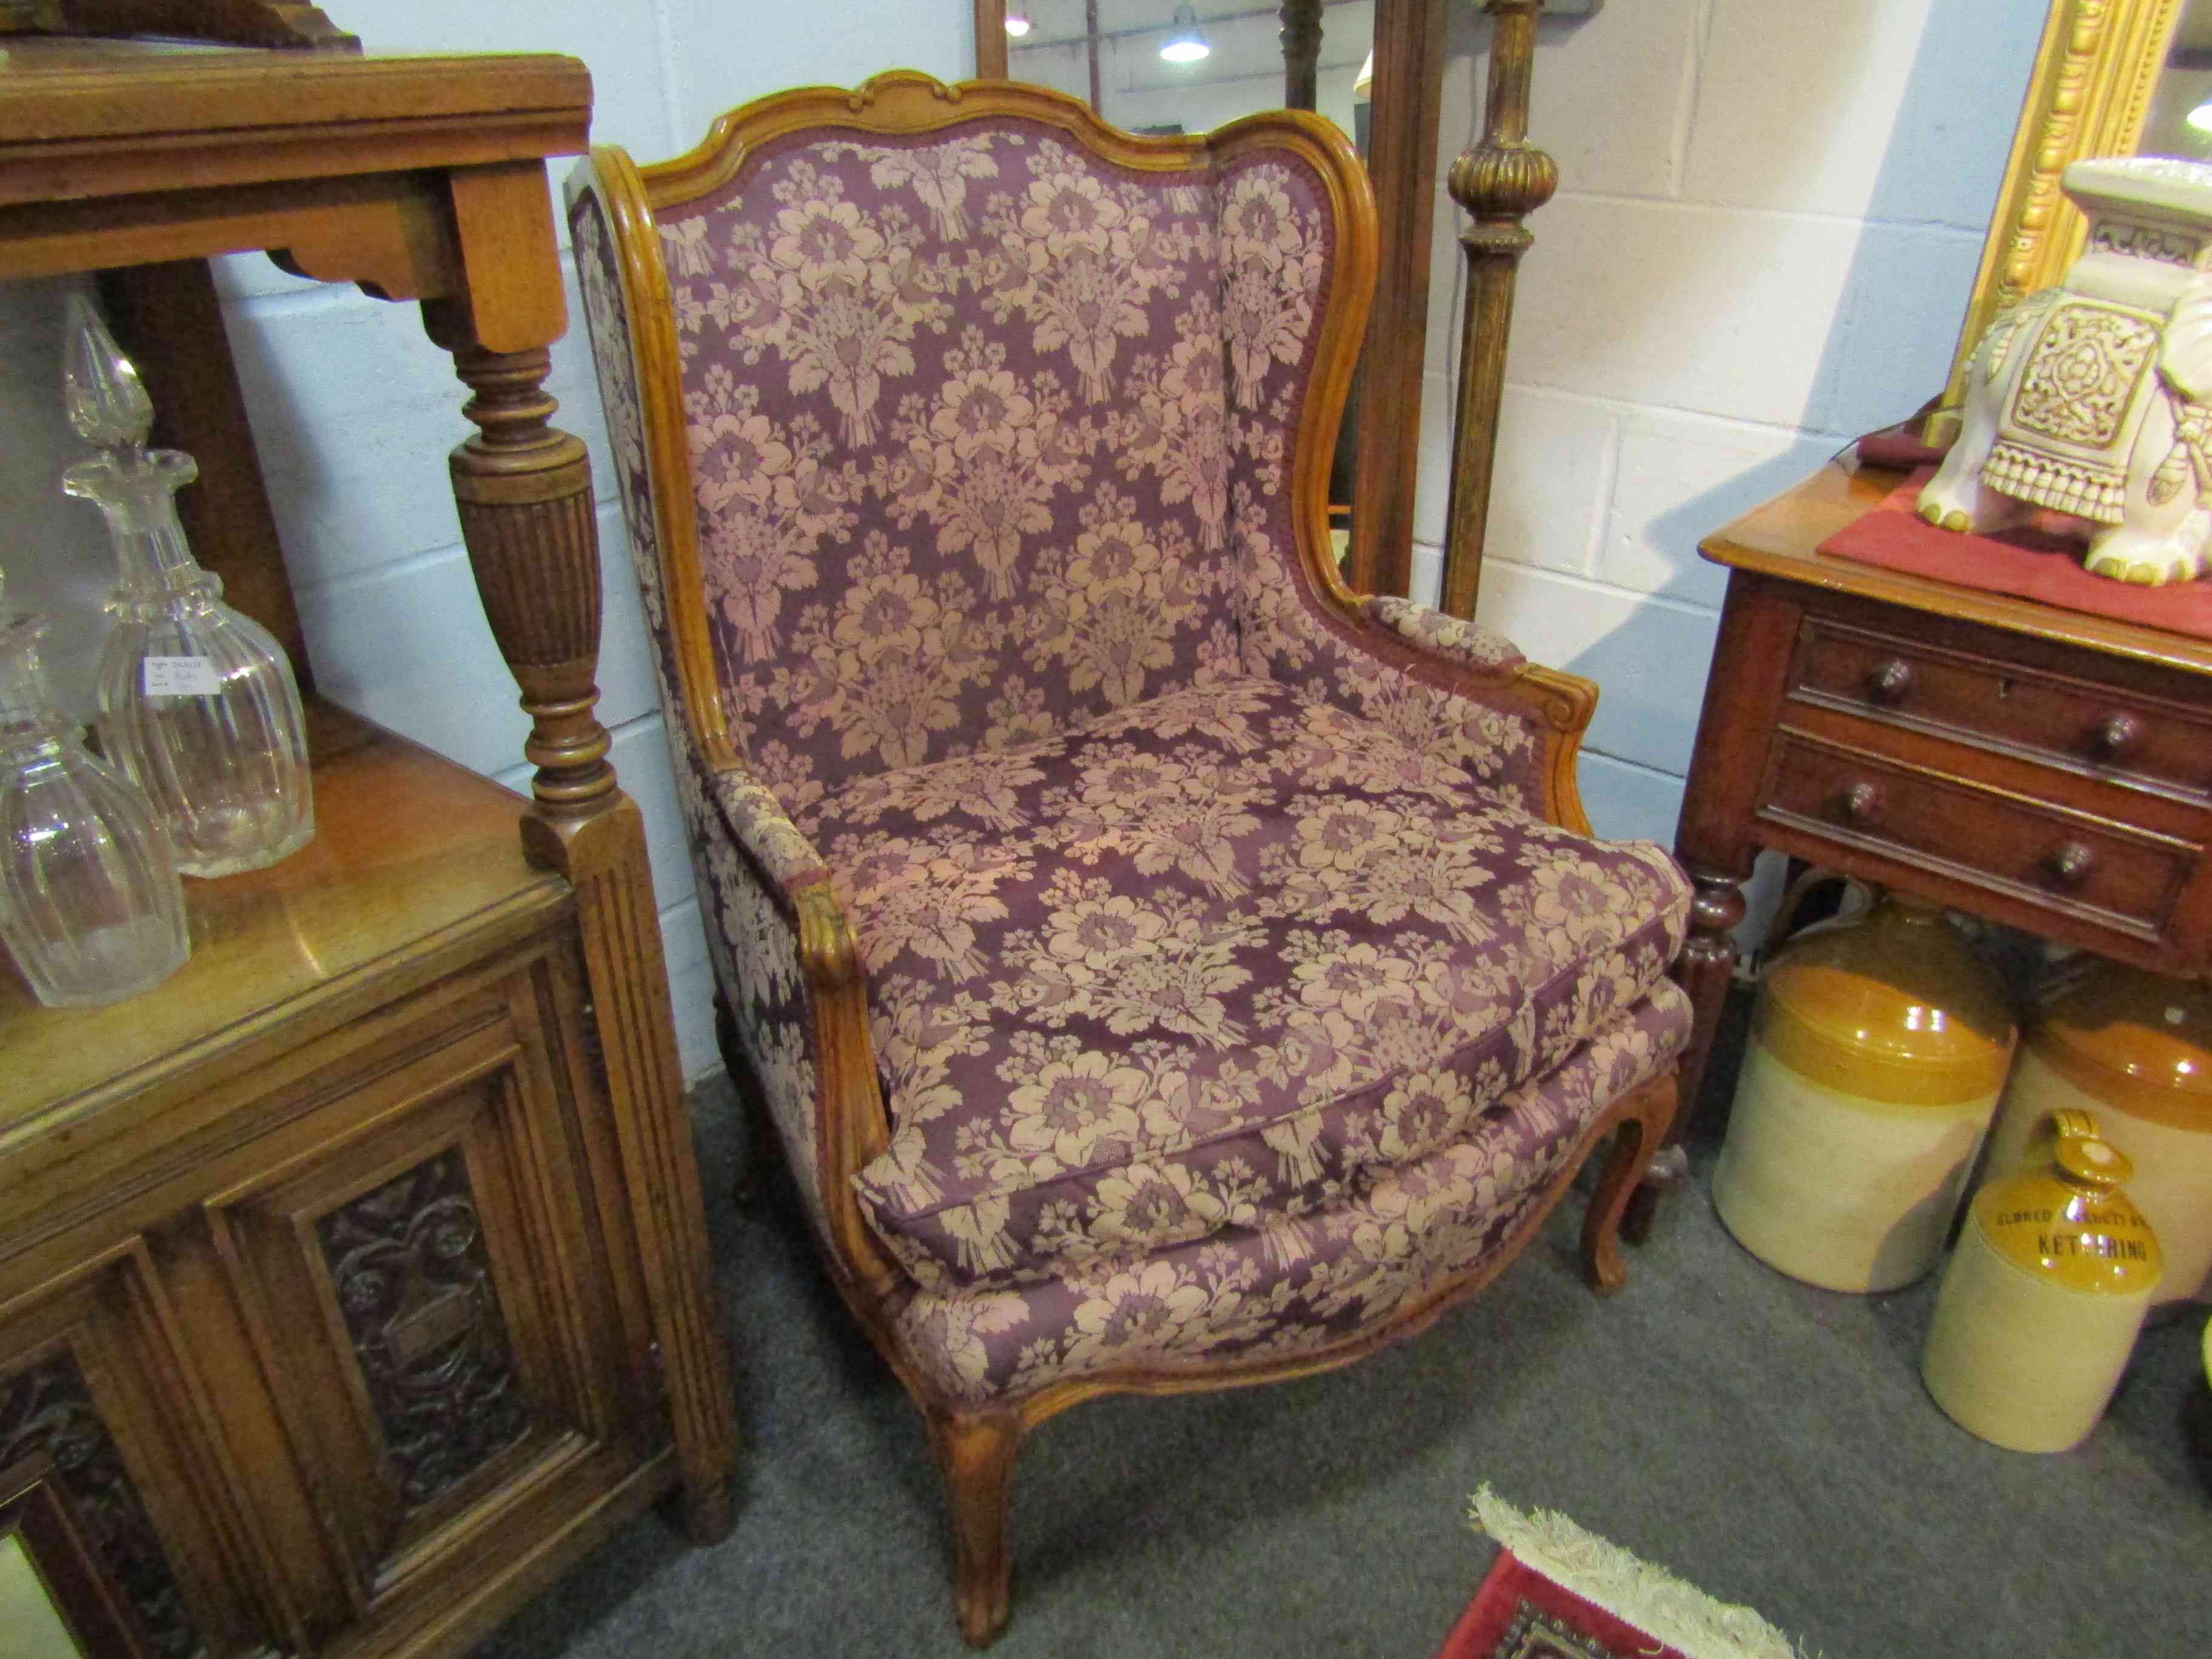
[1932,0,2190,445]
[972,0,1446,597]
[975,0,1008,78]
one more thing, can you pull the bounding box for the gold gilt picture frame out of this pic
[1929,0,2190,446]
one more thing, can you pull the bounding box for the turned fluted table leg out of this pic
[1625,865,1745,1242]
[1672,866,1748,1138]
[424,297,737,1543]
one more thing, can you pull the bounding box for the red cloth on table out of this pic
[1852,417,1949,471]
[1818,464,2212,642]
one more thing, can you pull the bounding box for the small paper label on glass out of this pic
[142,655,221,697]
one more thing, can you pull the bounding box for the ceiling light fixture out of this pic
[1004,10,1032,36]
[1159,4,1211,64]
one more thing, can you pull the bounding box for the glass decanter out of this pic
[0,587,190,1008]
[62,292,313,877]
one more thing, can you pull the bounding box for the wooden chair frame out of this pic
[568,73,1677,1646]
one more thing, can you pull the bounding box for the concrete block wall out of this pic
[1411,0,2045,880]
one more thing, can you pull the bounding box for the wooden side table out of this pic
[0,39,736,1659]
[1672,458,2212,1139]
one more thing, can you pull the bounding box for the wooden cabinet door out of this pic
[196,947,645,1627]
[0,1239,286,1659]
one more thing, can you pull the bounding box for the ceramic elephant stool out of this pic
[1920,156,2212,586]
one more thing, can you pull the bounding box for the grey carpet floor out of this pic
[474,1013,2212,1658]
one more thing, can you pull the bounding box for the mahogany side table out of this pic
[1671,458,2212,1139]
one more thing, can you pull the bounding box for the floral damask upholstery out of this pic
[896,980,1689,1404]
[567,76,1688,1646]
[807,678,1687,1295]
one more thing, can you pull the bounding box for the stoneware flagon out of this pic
[1712,892,2016,1292]
[1982,959,2212,1307]
[1923,1108,2160,1452]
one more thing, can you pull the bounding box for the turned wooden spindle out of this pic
[437,333,613,820]
[1280,0,1322,110]
[424,304,734,1541]
[1441,0,1556,619]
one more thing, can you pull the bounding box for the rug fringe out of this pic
[1467,1486,1814,1659]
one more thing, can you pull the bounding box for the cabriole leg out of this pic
[928,1407,1025,1647]
[1583,1073,1677,1293]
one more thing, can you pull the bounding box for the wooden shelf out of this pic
[0,701,563,1131]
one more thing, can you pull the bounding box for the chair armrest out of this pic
[1361,595,1526,676]
[1245,557,1599,830]
[695,757,907,1306]
[703,766,834,909]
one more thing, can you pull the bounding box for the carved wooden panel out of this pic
[0,1246,283,1658]
[0,1354,198,1659]
[313,1148,529,1515]
[203,971,632,1609]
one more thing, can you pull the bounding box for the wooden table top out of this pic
[0,39,591,204]
[1700,457,2212,682]
[0,702,566,1127]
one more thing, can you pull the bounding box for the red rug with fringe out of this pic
[1436,1549,1689,1659]
[1433,1489,1801,1659]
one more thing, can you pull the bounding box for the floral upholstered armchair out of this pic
[566,74,1692,1646]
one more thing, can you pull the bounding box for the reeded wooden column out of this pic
[434,336,612,819]
[1440,0,1555,619]
[421,159,737,1543]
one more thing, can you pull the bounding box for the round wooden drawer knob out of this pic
[2088,713,2143,762]
[1837,782,1883,825]
[1866,659,1915,705]
[2042,841,2097,890]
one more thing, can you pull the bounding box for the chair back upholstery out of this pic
[570,78,1371,814]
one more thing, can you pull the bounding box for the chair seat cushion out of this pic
[892,980,1693,1404]
[800,677,1691,1292]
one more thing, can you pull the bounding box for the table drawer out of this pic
[1788,617,2212,798]
[1757,732,2196,936]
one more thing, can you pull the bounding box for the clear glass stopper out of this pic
[62,289,155,455]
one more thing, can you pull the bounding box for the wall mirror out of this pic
[974,0,1446,595]
[1934,0,2200,444]
[997,1,1373,139]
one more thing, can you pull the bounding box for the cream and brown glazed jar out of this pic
[1982,959,2212,1306]
[1713,894,2016,1292]
[1923,1109,2161,1453]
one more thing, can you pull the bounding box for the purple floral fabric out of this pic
[891,980,1690,1404]
[657,121,1248,805]
[1362,595,1524,674]
[571,113,1694,1410]
[1213,150,1552,813]
[804,677,1690,1293]
[574,187,833,1243]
